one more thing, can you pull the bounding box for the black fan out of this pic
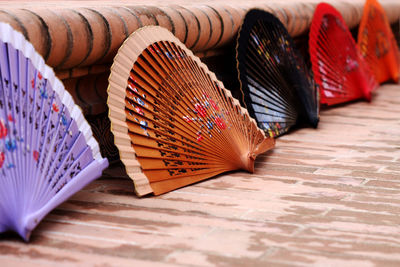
[236,9,319,137]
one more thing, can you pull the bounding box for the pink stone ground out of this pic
[1,84,400,266]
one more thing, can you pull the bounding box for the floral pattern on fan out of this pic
[107,26,275,196]
[126,41,237,178]
[357,0,400,83]
[236,9,319,138]
[309,3,378,106]
[0,22,108,241]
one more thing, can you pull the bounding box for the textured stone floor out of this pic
[1,84,400,266]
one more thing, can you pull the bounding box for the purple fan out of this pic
[0,22,108,241]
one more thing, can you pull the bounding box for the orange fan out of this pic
[107,26,275,196]
[358,0,400,83]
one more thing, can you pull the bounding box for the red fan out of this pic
[358,0,400,83]
[309,3,378,106]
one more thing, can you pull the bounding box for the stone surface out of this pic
[1,84,400,266]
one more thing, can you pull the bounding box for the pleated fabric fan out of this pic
[107,26,275,196]
[0,23,108,241]
[357,0,400,83]
[309,3,378,106]
[236,9,319,138]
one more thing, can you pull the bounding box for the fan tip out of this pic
[245,153,256,173]
[391,73,399,84]
[22,231,32,242]
[14,225,33,242]
[235,152,258,174]
[310,116,320,128]
[365,92,372,102]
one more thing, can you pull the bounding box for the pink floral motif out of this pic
[33,151,39,162]
[0,120,7,139]
[195,103,207,117]
[215,117,226,130]
[0,152,4,168]
[183,116,193,123]
[209,99,219,111]
[135,107,144,116]
[196,134,204,142]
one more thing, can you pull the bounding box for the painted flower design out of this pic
[61,114,68,126]
[33,150,39,162]
[0,152,4,168]
[5,139,16,151]
[206,120,213,130]
[128,82,138,93]
[52,104,59,112]
[195,103,207,118]
[196,134,204,142]
[345,55,359,72]
[135,97,145,106]
[135,107,145,116]
[140,120,148,130]
[215,117,226,130]
[183,116,193,123]
[40,86,48,99]
[209,99,219,111]
[0,119,7,138]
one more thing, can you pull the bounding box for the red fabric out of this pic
[309,3,378,106]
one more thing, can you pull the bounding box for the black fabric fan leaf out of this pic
[236,9,319,137]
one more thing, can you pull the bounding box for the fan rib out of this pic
[107,26,274,196]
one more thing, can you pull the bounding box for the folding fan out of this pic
[357,0,400,83]
[236,9,319,138]
[309,3,378,106]
[0,22,108,241]
[107,26,275,196]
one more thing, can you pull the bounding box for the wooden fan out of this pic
[236,9,320,138]
[358,0,400,83]
[309,3,378,106]
[107,26,275,196]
